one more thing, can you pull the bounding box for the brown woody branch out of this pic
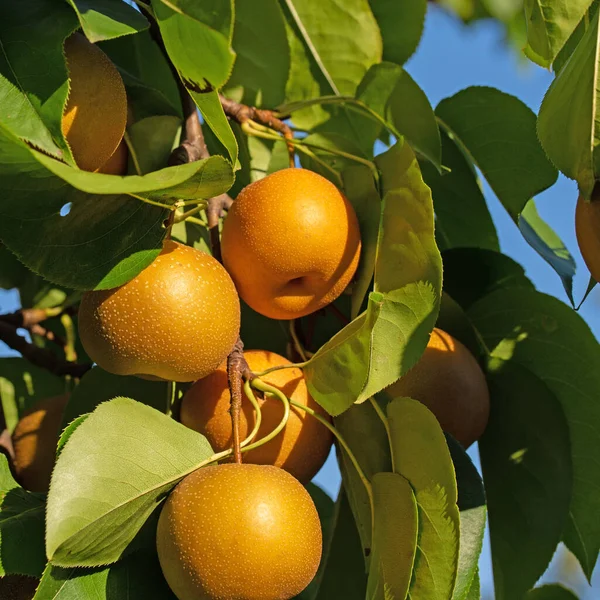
[0,308,67,347]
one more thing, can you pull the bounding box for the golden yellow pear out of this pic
[387,328,490,447]
[62,32,127,172]
[221,168,361,320]
[157,464,322,600]
[181,349,333,483]
[12,395,69,493]
[78,241,240,382]
[575,195,600,282]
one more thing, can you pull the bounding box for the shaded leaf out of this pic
[0,0,77,159]
[0,245,29,291]
[225,0,290,107]
[0,456,46,578]
[479,360,571,600]
[437,87,558,218]
[537,8,600,199]
[367,472,418,600]
[46,398,214,566]
[526,584,579,600]
[518,199,576,304]
[126,115,181,175]
[65,0,149,43]
[468,288,600,578]
[524,0,593,68]
[421,129,499,252]
[387,398,459,599]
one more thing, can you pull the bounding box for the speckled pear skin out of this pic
[221,168,361,320]
[386,328,490,448]
[576,195,600,283]
[78,241,240,382]
[180,350,333,483]
[156,464,322,600]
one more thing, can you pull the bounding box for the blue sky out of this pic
[1,5,598,598]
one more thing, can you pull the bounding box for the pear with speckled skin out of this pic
[78,240,240,382]
[157,464,322,600]
[221,168,361,320]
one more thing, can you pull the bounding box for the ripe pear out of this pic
[96,138,128,175]
[78,240,240,382]
[575,195,600,282]
[221,168,361,320]
[386,328,490,447]
[157,464,322,600]
[180,350,333,483]
[62,32,127,172]
[12,395,69,493]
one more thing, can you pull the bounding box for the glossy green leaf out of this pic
[446,436,486,600]
[335,400,391,559]
[437,87,558,218]
[369,0,426,65]
[152,0,235,90]
[342,166,381,319]
[34,551,177,599]
[0,358,65,432]
[99,30,182,121]
[479,359,571,600]
[468,288,600,578]
[374,141,443,296]
[46,398,214,566]
[225,0,290,106]
[0,127,233,290]
[387,398,459,599]
[524,0,593,68]
[0,456,46,578]
[518,199,576,304]
[367,472,418,600]
[538,8,600,199]
[312,490,367,600]
[61,367,169,428]
[126,115,181,175]
[421,129,499,252]
[442,247,534,310]
[526,584,579,600]
[0,0,77,160]
[65,0,149,42]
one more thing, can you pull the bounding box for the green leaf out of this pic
[46,398,214,567]
[518,199,576,304]
[421,129,499,252]
[281,0,382,129]
[446,436,486,600]
[479,359,571,600]
[0,456,46,578]
[224,0,290,107]
[367,472,418,600]
[0,127,233,290]
[335,400,392,560]
[61,367,169,427]
[311,490,367,600]
[374,141,442,296]
[442,247,534,310]
[0,0,77,160]
[65,0,149,42]
[99,30,182,121]
[436,87,558,218]
[465,570,481,600]
[127,115,181,175]
[526,584,579,600]
[152,0,235,90]
[368,0,427,65]
[34,551,177,599]
[537,8,600,199]
[0,245,29,290]
[190,90,238,164]
[468,288,600,578]
[524,0,593,68]
[387,398,460,599]
[305,142,441,415]
[342,166,381,319]
[0,358,65,432]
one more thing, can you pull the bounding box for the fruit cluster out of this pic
[8,33,491,600]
